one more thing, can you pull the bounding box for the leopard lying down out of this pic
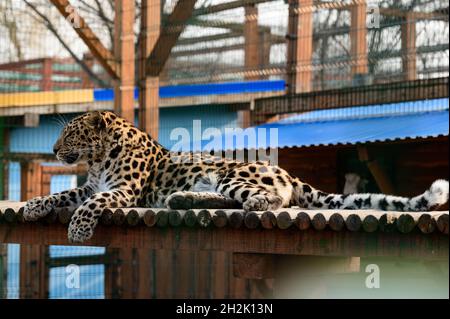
[23,111,449,243]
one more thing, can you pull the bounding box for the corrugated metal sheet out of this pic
[185,109,449,152]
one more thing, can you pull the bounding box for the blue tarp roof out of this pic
[180,99,449,151]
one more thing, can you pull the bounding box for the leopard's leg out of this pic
[23,184,95,221]
[217,181,285,212]
[165,191,241,210]
[68,189,136,243]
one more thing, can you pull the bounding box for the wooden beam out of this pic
[49,0,119,79]
[350,2,368,77]
[138,0,160,138]
[146,0,198,77]
[244,4,260,81]
[357,145,395,194]
[287,0,313,93]
[0,221,448,259]
[401,13,417,81]
[114,0,136,124]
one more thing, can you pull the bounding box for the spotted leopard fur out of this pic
[23,111,449,243]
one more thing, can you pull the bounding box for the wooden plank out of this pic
[193,0,271,16]
[138,0,160,138]
[146,0,198,76]
[401,13,417,81]
[232,253,274,279]
[357,145,395,194]
[113,0,135,124]
[49,0,119,79]
[287,0,313,93]
[350,2,368,76]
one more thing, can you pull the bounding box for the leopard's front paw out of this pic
[23,196,54,221]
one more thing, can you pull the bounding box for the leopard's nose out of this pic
[53,145,60,154]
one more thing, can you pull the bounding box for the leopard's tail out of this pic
[292,179,449,211]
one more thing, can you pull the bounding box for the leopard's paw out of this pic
[243,194,283,212]
[68,219,94,244]
[165,191,194,210]
[23,196,54,221]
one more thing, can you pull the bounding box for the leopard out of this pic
[23,111,449,243]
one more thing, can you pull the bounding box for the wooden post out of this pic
[287,0,313,94]
[19,245,48,299]
[41,58,53,92]
[240,4,260,128]
[114,0,136,124]
[350,2,368,78]
[401,13,416,81]
[138,0,160,138]
[0,244,7,299]
[244,4,259,81]
[20,161,42,201]
[81,53,95,88]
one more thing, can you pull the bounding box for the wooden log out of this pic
[197,209,212,228]
[168,210,183,227]
[143,209,156,227]
[183,210,197,227]
[436,214,449,234]
[417,214,436,234]
[113,209,126,226]
[362,215,379,233]
[16,207,25,223]
[379,214,397,233]
[276,211,292,230]
[396,214,416,234]
[329,213,345,232]
[212,210,228,228]
[345,214,362,232]
[294,212,311,230]
[229,211,244,229]
[3,208,17,223]
[156,210,169,227]
[126,209,141,227]
[244,211,260,229]
[100,208,113,226]
[260,211,277,229]
[311,213,327,231]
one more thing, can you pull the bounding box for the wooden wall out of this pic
[277,137,449,201]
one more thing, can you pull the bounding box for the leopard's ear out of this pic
[84,111,106,131]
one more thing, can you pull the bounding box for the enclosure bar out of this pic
[287,0,313,93]
[401,13,417,81]
[138,0,160,138]
[113,0,135,124]
[350,1,368,78]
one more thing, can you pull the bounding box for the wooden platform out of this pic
[0,202,448,259]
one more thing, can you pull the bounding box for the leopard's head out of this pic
[53,111,111,164]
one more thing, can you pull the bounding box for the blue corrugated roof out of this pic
[182,100,449,151]
[93,79,285,101]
